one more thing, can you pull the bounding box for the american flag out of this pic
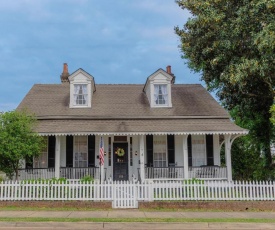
[99,136,104,166]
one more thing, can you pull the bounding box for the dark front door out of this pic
[113,143,128,181]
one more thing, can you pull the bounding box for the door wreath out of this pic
[115,147,125,157]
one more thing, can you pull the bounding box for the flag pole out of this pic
[99,136,105,183]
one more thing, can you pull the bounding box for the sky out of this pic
[0,0,202,112]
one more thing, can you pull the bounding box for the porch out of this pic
[17,133,243,181]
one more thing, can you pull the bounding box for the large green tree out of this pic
[0,111,44,180]
[175,0,275,168]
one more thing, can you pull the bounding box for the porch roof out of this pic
[36,118,248,136]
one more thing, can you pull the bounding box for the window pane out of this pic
[154,85,168,105]
[74,84,88,105]
[153,136,167,167]
[74,136,88,167]
[192,135,206,166]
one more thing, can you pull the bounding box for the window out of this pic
[153,136,167,167]
[74,84,88,106]
[192,135,206,166]
[34,137,48,168]
[154,85,168,105]
[74,136,88,167]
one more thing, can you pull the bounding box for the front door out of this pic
[113,143,128,181]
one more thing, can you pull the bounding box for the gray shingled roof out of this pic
[17,83,247,135]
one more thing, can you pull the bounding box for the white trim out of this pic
[39,130,249,136]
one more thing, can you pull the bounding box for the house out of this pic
[17,64,248,181]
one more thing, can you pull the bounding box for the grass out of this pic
[0,217,274,223]
[0,206,112,211]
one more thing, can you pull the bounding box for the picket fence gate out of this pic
[0,180,275,208]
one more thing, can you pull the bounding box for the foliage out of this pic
[21,178,69,184]
[80,175,94,184]
[0,110,45,180]
[175,0,275,169]
[183,178,205,184]
[228,136,274,180]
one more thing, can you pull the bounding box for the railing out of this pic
[188,166,227,179]
[16,167,104,180]
[60,167,102,180]
[145,167,184,179]
[17,168,55,180]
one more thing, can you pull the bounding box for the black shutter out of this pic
[88,135,95,167]
[167,135,175,165]
[48,136,56,168]
[66,136,74,167]
[187,135,192,166]
[25,156,33,169]
[146,135,153,167]
[206,134,214,166]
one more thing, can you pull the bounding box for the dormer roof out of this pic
[68,68,96,93]
[143,68,174,92]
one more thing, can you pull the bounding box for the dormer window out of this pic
[154,84,168,105]
[68,68,96,109]
[74,84,88,106]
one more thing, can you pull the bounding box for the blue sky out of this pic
[0,0,202,112]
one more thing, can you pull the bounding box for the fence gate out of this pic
[112,181,138,208]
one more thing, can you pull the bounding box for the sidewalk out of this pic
[0,210,275,229]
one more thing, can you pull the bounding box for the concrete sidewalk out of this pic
[0,210,275,229]
[0,210,275,219]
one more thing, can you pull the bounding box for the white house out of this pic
[17,64,248,181]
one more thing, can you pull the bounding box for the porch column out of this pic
[55,136,61,178]
[139,135,145,181]
[183,135,189,180]
[224,134,232,181]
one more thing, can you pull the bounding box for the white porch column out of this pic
[139,135,145,181]
[225,134,232,181]
[183,135,189,180]
[55,136,61,178]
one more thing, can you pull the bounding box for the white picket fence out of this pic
[0,180,275,208]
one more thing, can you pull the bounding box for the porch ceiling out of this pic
[35,118,248,136]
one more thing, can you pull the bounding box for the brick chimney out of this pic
[166,65,171,74]
[60,63,70,83]
[166,65,175,83]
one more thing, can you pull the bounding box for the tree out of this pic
[175,0,275,169]
[0,111,44,180]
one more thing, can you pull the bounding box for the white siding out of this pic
[174,135,184,167]
[213,134,220,166]
[60,136,66,167]
[131,136,139,179]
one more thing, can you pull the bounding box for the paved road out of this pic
[0,210,274,229]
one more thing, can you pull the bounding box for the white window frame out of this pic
[33,137,48,168]
[74,136,88,168]
[154,84,168,106]
[73,84,88,106]
[191,135,206,166]
[153,136,167,167]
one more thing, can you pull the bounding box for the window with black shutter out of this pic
[146,135,153,167]
[167,135,175,165]
[206,134,214,166]
[48,136,56,168]
[187,135,192,166]
[66,136,74,167]
[88,135,95,167]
